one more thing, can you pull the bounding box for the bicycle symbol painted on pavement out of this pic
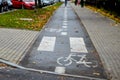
[57,53,98,68]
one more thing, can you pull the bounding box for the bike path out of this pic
[21,4,107,79]
[70,3,120,80]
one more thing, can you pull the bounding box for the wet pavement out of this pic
[0,68,91,80]
[0,1,120,80]
[21,4,107,79]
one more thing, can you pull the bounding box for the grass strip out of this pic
[0,2,62,31]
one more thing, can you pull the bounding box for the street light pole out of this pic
[35,0,38,8]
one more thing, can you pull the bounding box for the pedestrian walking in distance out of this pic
[74,0,78,5]
[80,0,84,7]
[77,0,80,5]
[65,0,67,7]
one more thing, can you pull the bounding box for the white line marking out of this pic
[64,18,67,21]
[63,22,67,26]
[61,32,67,35]
[63,21,68,23]
[45,28,62,33]
[70,37,88,53]
[62,26,67,28]
[55,67,66,74]
[37,36,56,51]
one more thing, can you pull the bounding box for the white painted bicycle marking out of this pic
[57,53,98,68]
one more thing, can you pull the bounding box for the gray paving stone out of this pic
[0,28,39,64]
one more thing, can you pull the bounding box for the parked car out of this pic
[54,0,59,3]
[49,0,54,5]
[12,0,35,9]
[42,0,51,6]
[60,0,64,2]
[7,0,13,10]
[0,0,8,12]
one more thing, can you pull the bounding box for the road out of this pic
[20,4,107,80]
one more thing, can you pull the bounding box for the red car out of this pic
[12,0,35,9]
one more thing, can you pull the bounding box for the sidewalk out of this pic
[70,3,120,80]
[0,28,39,64]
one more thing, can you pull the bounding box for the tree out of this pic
[35,0,42,8]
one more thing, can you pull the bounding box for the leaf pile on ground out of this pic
[0,63,8,67]
[86,5,120,24]
[0,2,62,31]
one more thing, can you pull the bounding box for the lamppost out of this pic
[35,0,38,8]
